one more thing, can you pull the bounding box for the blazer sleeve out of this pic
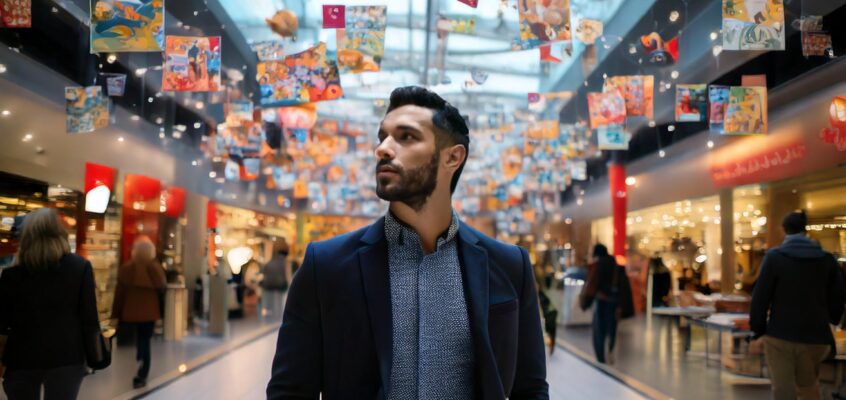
[510,247,550,400]
[80,261,102,356]
[266,243,322,400]
[749,252,776,338]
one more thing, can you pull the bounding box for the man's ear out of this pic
[443,144,467,171]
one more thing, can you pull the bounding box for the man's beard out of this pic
[375,152,439,212]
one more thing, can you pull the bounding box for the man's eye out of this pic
[401,134,413,141]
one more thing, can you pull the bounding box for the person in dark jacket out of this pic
[0,208,100,400]
[650,256,671,308]
[111,236,166,389]
[750,211,846,400]
[260,238,290,319]
[581,244,622,364]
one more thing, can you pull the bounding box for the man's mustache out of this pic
[376,160,402,173]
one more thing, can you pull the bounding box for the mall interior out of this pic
[1,0,846,399]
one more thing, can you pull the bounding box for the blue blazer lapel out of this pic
[358,218,392,393]
[458,222,504,398]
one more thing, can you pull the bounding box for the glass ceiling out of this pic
[219,0,626,120]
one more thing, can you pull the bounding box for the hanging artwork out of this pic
[162,36,221,92]
[266,10,298,38]
[90,0,165,52]
[724,86,768,135]
[709,85,730,132]
[251,40,285,61]
[515,0,570,50]
[526,121,560,140]
[100,73,127,96]
[674,84,708,122]
[528,91,574,119]
[66,86,109,134]
[322,5,345,29]
[640,32,678,64]
[588,90,625,129]
[569,159,587,181]
[722,0,785,51]
[820,96,846,152]
[802,32,832,57]
[437,15,476,35]
[1,0,31,28]
[336,6,387,74]
[457,0,478,7]
[596,125,630,150]
[225,100,254,126]
[574,18,602,44]
[603,75,654,119]
[256,42,343,107]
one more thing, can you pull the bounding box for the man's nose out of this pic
[375,137,396,160]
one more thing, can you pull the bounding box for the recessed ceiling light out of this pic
[22,133,33,142]
[1,110,10,117]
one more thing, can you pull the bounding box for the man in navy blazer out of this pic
[267,86,549,399]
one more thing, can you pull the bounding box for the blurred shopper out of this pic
[260,239,290,318]
[750,211,846,400]
[111,236,166,389]
[580,244,633,364]
[267,86,548,399]
[650,256,671,308]
[0,208,100,400]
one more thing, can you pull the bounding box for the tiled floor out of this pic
[556,314,772,400]
[143,330,647,400]
[77,316,281,400]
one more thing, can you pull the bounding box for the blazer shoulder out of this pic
[309,222,372,253]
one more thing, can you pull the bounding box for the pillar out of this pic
[608,163,627,262]
[182,191,208,318]
[719,189,736,294]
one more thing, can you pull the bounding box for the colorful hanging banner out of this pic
[84,162,116,213]
[257,42,343,107]
[575,18,602,44]
[821,96,846,152]
[1,0,31,28]
[162,36,221,92]
[322,5,345,29]
[597,125,630,150]
[722,0,785,51]
[802,33,832,57]
[640,32,678,65]
[709,85,730,132]
[674,84,708,122]
[515,0,571,50]
[588,90,626,129]
[336,6,387,74]
[603,75,653,119]
[251,40,286,61]
[90,0,165,52]
[724,86,768,135]
[457,0,478,8]
[66,86,109,134]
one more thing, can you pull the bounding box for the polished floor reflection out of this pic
[141,331,646,400]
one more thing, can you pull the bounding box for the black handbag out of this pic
[85,328,114,370]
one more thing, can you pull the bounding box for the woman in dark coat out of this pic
[0,208,100,400]
[111,236,166,389]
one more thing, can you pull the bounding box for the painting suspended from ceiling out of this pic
[709,85,730,132]
[674,84,708,122]
[336,6,387,74]
[100,72,127,96]
[724,86,768,135]
[588,90,626,129]
[162,36,221,92]
[66,86,109,134]
[90,0,165,52]
[722,0,785,51]
[574,18,602,44]
[603,75,653,119]
[528,91,574,118]
[597,125,630,150]
[1,0,31,28]
[514,0,571,50]
[251,40,286,61]
[257,42,343,107]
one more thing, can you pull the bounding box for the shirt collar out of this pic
[384,210,461,250]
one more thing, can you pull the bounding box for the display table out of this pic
[652,306,716,351]
[688,313,763,377]
[560,277,592,326]
[164,284,188,341]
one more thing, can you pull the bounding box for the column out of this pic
[182,191,208,317]
[719,189,736,294]
[608,163,627,262]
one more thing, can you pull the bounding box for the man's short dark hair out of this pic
[782,210,808,235]
[385,86,470,194]
[592,243,609,258]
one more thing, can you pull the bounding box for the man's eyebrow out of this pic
[394,124,422,134]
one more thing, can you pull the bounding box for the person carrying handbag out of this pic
[579,244,634,364]
[110,236,166,389]
[0,208,105,400]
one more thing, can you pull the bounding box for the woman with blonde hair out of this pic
[111,235,166,389]
[0,208,100,400]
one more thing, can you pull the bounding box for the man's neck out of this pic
[389,194,454,254]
